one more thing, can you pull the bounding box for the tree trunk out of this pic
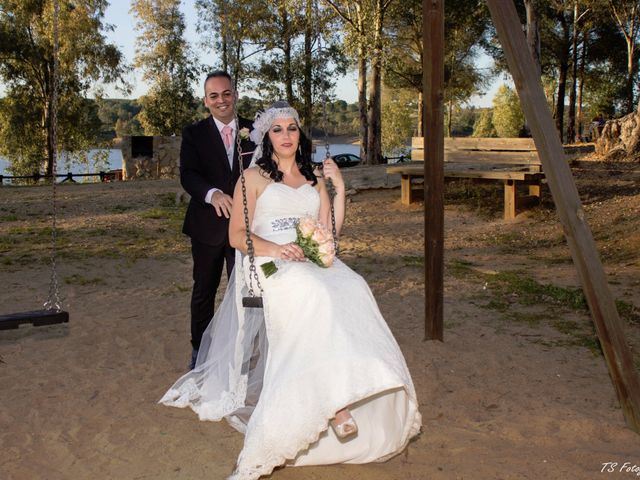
[596,110,640,158]
[417,91,423,137]
[447,97,453,137]
[625,38,636,114]
[567,1,579,143]
[577,31,587,141]
[525,0,541,77]
[366,7,383,165]
[44,64,53,177]
[302,0,313,138]
[222,36,228,72]
[553,13,570,143]
[280,5,294,104]
[358,43,368,162]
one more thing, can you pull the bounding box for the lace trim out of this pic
[160,377,248,422]
[227,384,422,480]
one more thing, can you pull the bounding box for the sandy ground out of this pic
[1,160,640,479]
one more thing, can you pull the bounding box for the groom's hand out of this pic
[211,191,233,218]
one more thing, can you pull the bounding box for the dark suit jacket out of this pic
[180,115,255,246]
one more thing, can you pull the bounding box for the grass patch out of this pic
[483,271,587,310]
[110,205,133,213]
[64,274,106,286]
[617,299,640,325]
[401,255,423,267]
[156,192,178,207]
[447,258,475,277]
[0,214,18,221]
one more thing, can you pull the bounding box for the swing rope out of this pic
[233,0,340,308]
[44,0,63,312]
[0,0,69,329]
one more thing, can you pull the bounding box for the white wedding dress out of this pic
[160,182,422,479]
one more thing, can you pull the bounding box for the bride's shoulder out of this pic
[243,166,265,182]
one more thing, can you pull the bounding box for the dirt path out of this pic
[1,161,639,479]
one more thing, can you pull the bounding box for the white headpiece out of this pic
[249,101,301,164]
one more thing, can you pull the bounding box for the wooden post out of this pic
[423,0,444,341]
[504,180,517,220]
[401,175,412,205]
[486,0,640,433]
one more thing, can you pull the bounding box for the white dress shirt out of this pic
[205,118,237,205]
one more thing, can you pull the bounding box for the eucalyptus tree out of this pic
[605,0,640,113]
[131,0,200,135]
[384,0,490,137]
[0,0,125,176]
[323,0,399,165]
[194,0,269,87]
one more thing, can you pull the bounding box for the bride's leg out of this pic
[330,408,358,439]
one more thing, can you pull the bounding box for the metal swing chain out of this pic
[315,4,339,253]
[44,0,62,312]
[233,99,263,300]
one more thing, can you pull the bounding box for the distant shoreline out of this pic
[312,135,361,146]
[111,135,361,147]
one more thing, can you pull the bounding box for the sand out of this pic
[1,161,639,479]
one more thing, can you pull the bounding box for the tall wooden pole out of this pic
[486,0,640,433]
[423,0,444,341]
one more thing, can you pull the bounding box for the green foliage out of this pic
[137,75,200,136]
[491,84,525,137]
[0,0,125,175]
[381,87,416,155]
[96,99,144,138]
[450,106,479,137]
[472,109,497,138]
[131,0,199,135]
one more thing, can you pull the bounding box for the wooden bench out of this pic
[386,137,550,220]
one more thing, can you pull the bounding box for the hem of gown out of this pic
[228,382,422,480]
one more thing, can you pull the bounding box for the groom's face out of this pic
[204,76,237,124]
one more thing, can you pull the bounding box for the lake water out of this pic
[0,144,362,179]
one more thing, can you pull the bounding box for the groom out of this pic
[180,71,254,369]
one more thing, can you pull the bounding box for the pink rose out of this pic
[311,226,332,244]
[319,252,334,267]
[298,216,316,238]
[318,240,335,256]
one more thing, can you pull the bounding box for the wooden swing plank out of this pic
[486,0,640,433]
[0,310,69,330]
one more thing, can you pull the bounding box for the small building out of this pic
[120,135,181,180]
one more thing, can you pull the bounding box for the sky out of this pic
[103,1,499,107]
[102,1,363,103]
[0,1,497,107]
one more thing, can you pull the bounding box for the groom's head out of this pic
[203,71,237,124]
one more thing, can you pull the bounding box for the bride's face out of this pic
[268,117,300,159]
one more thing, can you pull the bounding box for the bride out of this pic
[160,101,422,479]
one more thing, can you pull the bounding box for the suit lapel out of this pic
[207,116,232,175]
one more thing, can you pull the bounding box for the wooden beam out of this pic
[504,180,517,220]
[423,0,444,341]
[486,0,640,433]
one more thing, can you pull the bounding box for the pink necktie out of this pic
[222,125,233,149]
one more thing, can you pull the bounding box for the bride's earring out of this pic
[330,408,358,439]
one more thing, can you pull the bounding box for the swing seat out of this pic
[0,309,69,330]
[242,297,264,309]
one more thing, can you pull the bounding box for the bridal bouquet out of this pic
[261,216,336,278]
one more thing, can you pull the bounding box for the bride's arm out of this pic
[229,170,305,261]
[318,159,346,235]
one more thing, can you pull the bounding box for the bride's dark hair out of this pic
[256,128,318,186]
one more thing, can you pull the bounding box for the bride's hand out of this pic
[322,158,344,190]
[277,242,305,262]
